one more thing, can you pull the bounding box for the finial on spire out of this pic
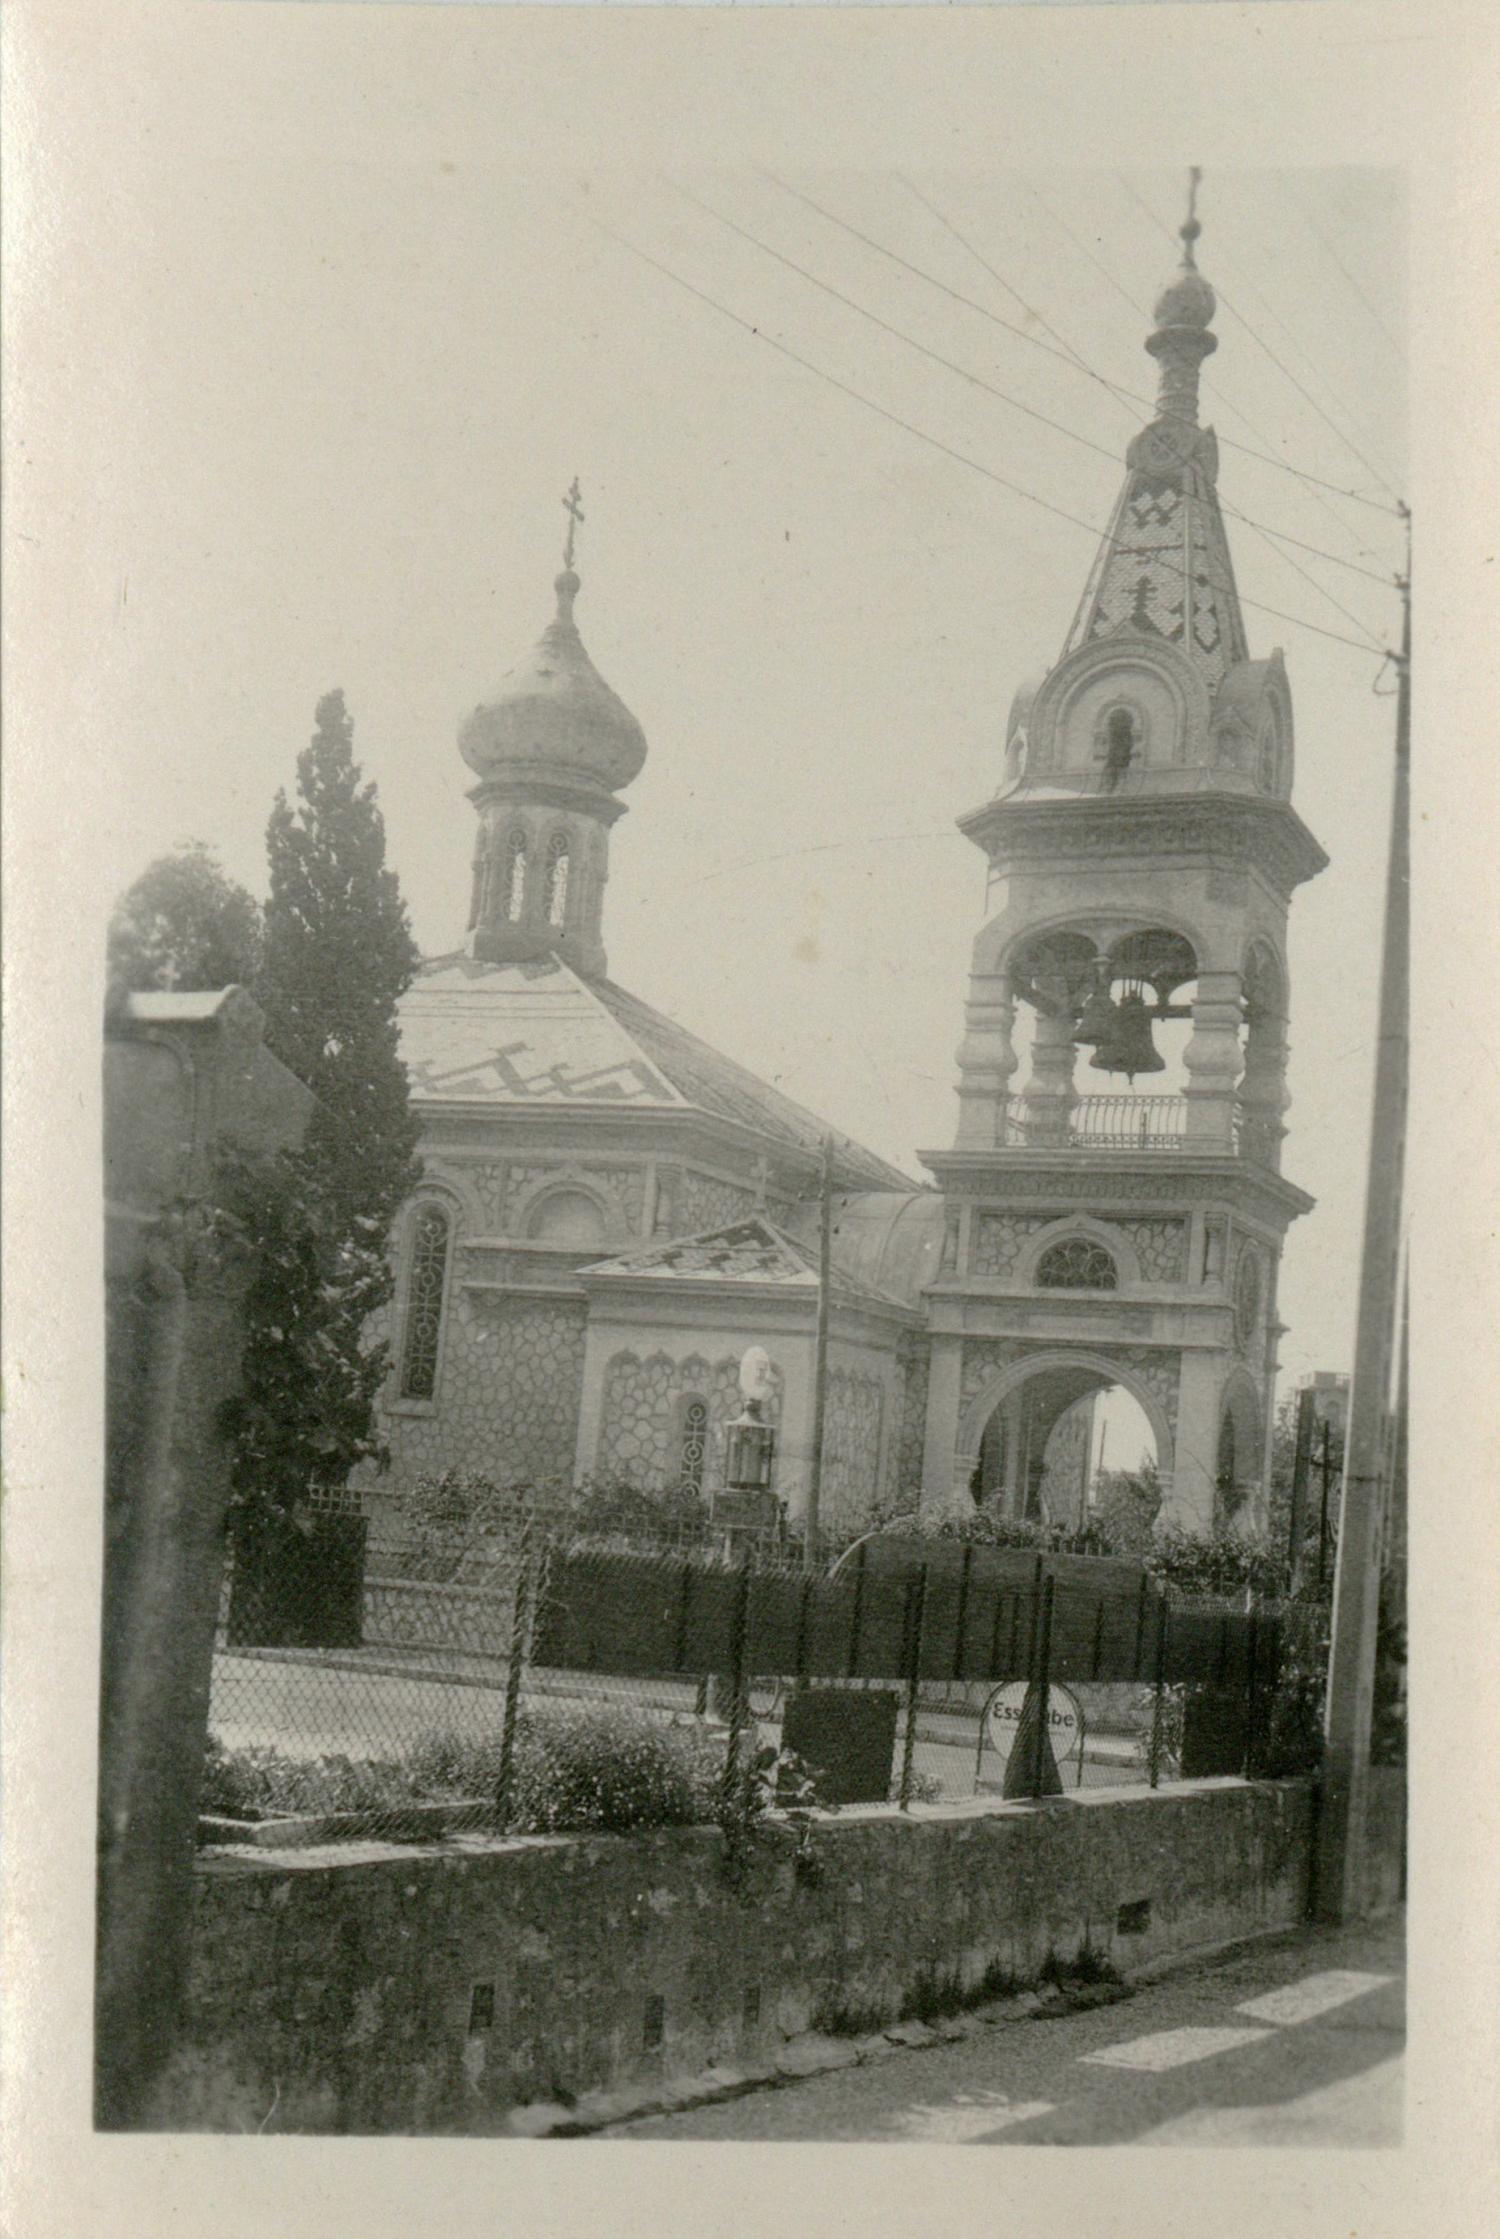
[1180,167,1203,266]
[561,477,585,571]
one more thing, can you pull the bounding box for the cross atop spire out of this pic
[561,477,585,571]
[1181,166,1203,265]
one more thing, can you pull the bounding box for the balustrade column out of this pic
[1236,1012,1290,1169]
[1022,1009,1079,1146]
[1182,969,1243,1150]
[953,971,1019,1148]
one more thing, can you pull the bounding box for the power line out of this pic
[1034,177,1399,574]
[674,181,1393,604]
[593,216,1388,662]
[895,174,1115,398]
[1283,184,1404,362]
[757,168,1405,520]
[1116,173,1404,508]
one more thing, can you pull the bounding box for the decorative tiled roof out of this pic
[398,951,912,1191]
[582,1216,908,1310]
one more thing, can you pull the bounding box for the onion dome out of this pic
[1152,259,1216,332]
[458,564,648,796]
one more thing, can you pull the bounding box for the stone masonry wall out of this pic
[144,1775,1387,2137]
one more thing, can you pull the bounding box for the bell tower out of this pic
[920,179,1328,1536]
[457,483,648,981]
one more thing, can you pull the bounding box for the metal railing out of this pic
[1003,1095,1188,1151]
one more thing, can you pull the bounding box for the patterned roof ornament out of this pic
[1060,168,1248,688]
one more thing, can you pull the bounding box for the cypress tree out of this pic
[221,691,421,1514]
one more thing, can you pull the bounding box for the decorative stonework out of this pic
[895,1340,930,1503]
[960,1339,1033,1413]
[597,1348,782,1489]
[822,1370,887,1533]
[959,1337,1180,1443]
[970,1213,1050,1278]
[675,1169,759,1236]
[1121,1217,1189,1282]
[503,1161,644,1235]
[378,1293,586,1489]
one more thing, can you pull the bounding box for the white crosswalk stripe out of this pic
[1081,2025,1270,2073]
[1234,1970,1391,2026]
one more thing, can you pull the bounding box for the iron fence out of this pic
[202,1522,1310,1850]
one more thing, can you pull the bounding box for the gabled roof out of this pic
[398,950,912,1191]
[580,1215,909,1310]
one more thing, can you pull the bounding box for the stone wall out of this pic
[382,1294,587,1491]
[145,1774,1402,2136]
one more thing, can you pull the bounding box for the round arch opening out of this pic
[967,1359,1165,1541]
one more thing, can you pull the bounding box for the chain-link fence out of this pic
[202,1515,1312,1849]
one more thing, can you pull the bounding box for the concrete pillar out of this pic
[1022,1010,1079,1146]
[1237,1010,1290,1171]
[953,969,1019,1149]
[920,1334,966,1513]
[1163,1351,1223,1534]
[1183,969,1243,1150]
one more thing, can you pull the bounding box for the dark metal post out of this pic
[1030,1575,1056,1800]
[1147,1594,1170,1790]
[495,1525,534,1830]
[1315,1421,1334,1595]
[1243,1603,1261,1780]
[720,1549,754,1812]
[898,1565,928,1810]
[1287,1386,1317,1584]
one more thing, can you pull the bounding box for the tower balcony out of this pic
[999,1093,1275,1163]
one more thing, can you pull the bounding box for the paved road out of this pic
[607,1914,1404,2147]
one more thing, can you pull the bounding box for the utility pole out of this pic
[805,1134,834,1571]
[1315,1420,1335,1597]
[1314,516,1410,1922]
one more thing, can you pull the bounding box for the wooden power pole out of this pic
[805,1134,835,1569]
[1314,523,1410,1921]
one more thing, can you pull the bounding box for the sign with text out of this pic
[985,1680,1083,1763]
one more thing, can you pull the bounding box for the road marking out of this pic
[1081,2026,1269,2073]
[889,2092,1057,2143]
[1234,1970,1392,2027]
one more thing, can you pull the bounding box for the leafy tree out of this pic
[106,841,262,996]
[221,691,421,1518]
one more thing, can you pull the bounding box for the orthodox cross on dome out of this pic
[561,477,585,571]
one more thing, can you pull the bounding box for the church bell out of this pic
[1088,989,1165,1080]
[1072,965,1119,1048]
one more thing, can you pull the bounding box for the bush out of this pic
[200,1736,422,1820]
[509,1702,721,1834]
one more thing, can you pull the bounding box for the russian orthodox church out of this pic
[370,200,1327,1543]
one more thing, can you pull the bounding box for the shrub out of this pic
[200,1736,422,1820]
[508,1703,721,1835]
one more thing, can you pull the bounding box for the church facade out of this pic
[366,205,1326,1544]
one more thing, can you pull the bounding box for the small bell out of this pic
[1072,965,1118,1048]
[1089,989,1165,1080]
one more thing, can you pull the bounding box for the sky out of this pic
[28,23,1406,1401]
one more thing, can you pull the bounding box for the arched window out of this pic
[1036,1237,1118,1291]
[543,832,570,927]
[1257,727,1279,793]
[400,1203,451,1401]
[678,1396,709,1494]
[525,1188,606,1248]
[500,827,528,922]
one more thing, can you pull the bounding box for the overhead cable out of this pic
[593,216,1388,662]
[756,168,1405,519]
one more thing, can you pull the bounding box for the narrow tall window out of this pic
[500,827,528,922]
[679,1397,709,1493]
[543,832,570,927]
[400,1204,451,1401]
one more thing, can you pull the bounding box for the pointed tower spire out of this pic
[1061,169,1246,687]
